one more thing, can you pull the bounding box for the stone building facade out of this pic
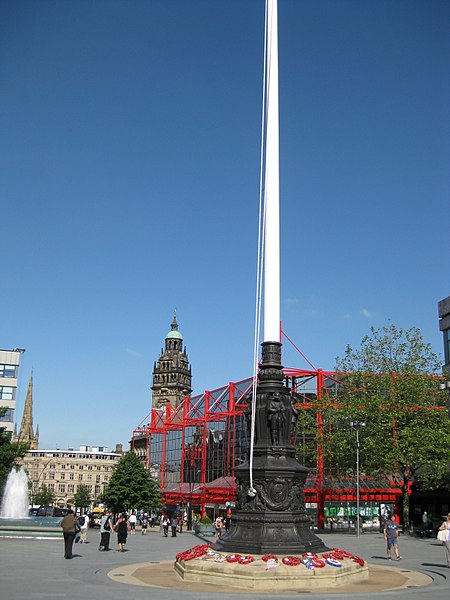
[14,373,39,449]
[22,444,123,507]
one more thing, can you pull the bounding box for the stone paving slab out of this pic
[110,560,430,594]
[0,529,448,600]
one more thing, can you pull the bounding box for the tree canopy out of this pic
[334,324,450,526]
[33,484,55,507]
[100,450,161,514]
[73,484,92,512]
[296,323,450,528]
[335,323,441,375]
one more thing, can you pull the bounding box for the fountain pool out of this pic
[0,468,62,539]
[0,467,29,518]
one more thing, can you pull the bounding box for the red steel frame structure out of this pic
[132,366,445,526]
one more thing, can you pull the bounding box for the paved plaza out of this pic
[1,527,448,600]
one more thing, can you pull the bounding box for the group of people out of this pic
[59,509,133,559]
[59,505,450,569]
[161,515,179,537]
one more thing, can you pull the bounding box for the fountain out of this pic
[0,467,62,539]
[0,467,29,518]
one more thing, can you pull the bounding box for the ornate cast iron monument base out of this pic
[213,341,327,555]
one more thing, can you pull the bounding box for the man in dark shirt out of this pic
[60,509,78,559]
[384,514,401,560]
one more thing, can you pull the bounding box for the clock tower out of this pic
[151,312,192,409]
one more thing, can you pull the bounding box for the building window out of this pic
[58,484,65,493]
[70,465,75,470]
[0,364,16,378]
[78,474,83,481]
[49,472,55,480]
[67,484,74,493]
[69,473,74,480]
[0,408,12,422]
[60,473,65,480]
[444,328,450,364]
[0,386,14,400]
[96,475,101,483]
[48,483,54,491]
[79,465,83,470]
[87,474,92,481]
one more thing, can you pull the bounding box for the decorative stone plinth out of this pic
[175,552,369,591]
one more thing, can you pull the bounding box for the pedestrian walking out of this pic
[99,510,112,551]
[170,515,178,537]
[114,513,130,552]
[60,509,79,559]
[79,513,89,543]
[384,514,401,561]
[129,511,137,535]
[438,513,450,567]
[141,513,149,535]
[215,516,225,537]
[162,515,169,537]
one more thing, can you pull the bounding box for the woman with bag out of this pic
[438,513,450,567]
[99,510,112,551]
[114,513,130,552]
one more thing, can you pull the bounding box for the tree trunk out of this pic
[401,476,410,533]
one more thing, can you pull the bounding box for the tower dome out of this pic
[166,311,182,339]
[152,311,192,409]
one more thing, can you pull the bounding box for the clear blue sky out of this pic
[2,0,449,451]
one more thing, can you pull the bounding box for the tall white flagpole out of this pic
[263,0,280,344]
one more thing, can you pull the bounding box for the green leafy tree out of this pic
[0,412,29,499]
[100,451,161,514]
[33,484,55,506]
[333,323,450,528]
[73,484,92,512]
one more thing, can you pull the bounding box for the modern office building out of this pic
[438,295,450,375]
[0,348,25,435]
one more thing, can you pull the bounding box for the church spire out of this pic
[17,372,39,449]
[170,309,178,333]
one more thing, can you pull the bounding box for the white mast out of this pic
[263,0,280,344]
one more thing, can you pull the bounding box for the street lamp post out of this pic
[350,420,366,537]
